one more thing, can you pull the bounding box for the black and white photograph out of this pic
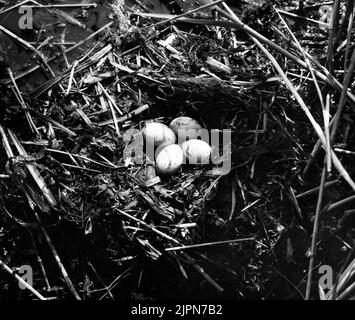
[0,0,354,309]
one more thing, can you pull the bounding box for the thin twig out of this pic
[7,129,58,207]
[327,0,341,74]
[32,210,82,300]
[88,262,114,300]
[330,48,355,142]
[7,68,39,135]
[165,237,255,252]
[277,9,329,28]
[0,259,47,300]
[296,180,339,199]
[305,159,326,300]
[29,230,51,291]
[0,0,40,15]
[326,194,355,212]
[343,1,354,71]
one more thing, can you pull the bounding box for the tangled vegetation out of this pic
[0,0,355,300]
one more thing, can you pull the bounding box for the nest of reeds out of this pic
[1,0,355,300]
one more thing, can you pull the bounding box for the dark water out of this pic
[0,0,113,90]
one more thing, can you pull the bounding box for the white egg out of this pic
[181,139,211,165]
[155,144,184,175]
[169,116,202,140]
[155,140,175,158]
[143,122,176,147]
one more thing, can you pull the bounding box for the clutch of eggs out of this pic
[142,119,211,176]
